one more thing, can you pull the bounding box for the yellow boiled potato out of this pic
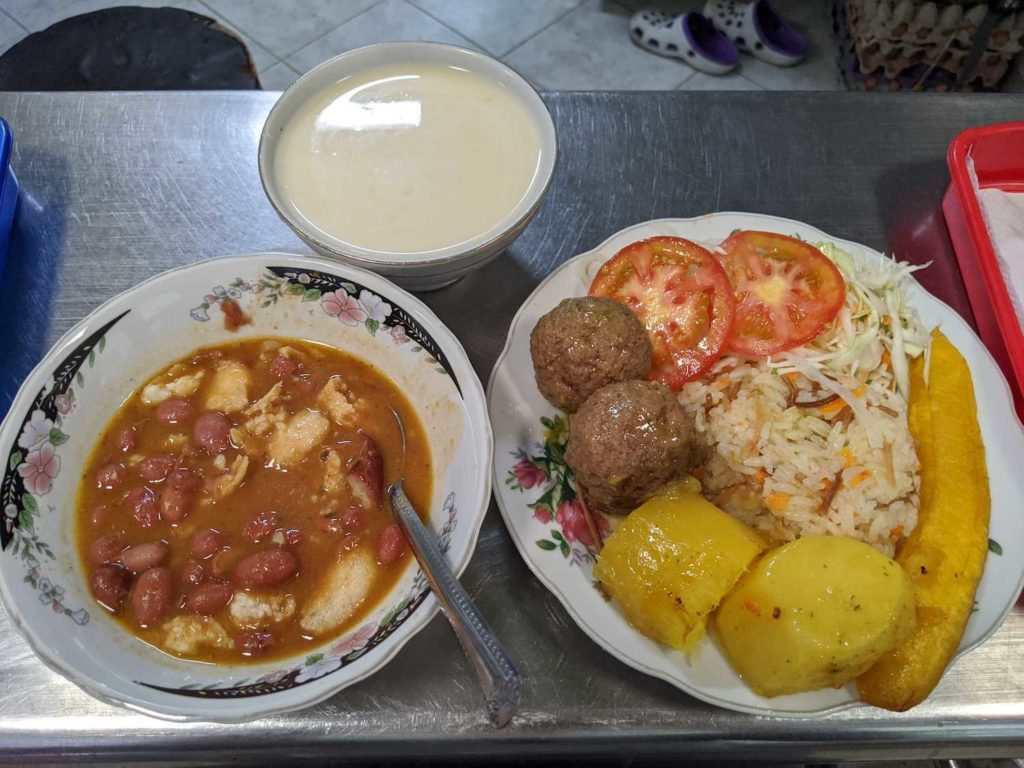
[594,488,767,653]
[716,536,916,697]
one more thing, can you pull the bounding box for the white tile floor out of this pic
[0,0,1018,92]
[0,0,844,90]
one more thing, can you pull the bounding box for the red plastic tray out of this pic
[943,121,1024,419]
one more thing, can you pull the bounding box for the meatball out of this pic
[565,380,695,515]
[530,297,652,413]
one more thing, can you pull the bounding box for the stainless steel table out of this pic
[0,91,1022,764]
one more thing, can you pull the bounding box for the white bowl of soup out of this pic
[0,253,492,721]
[259,43,557,291]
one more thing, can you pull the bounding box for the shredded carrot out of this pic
[881,349,892,368]
[692,467,706,481]
[819,399,847,416]
[821,384,867,415]
[766,492,791,512]
[841,448,856,468]
[743,600,762,616]
[850,470,872,487]
[711,378,731,391]
[755,468,768,484]
[784,372,800,382]
[889,525,904,540]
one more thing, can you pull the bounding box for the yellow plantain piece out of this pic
[857,330,991,711]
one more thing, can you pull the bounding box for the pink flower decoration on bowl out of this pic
[322,290,368,326]
[54,393,73,415]
[555,498,608,547]
[532,507,552,524]
[18,443,60,495]
[329,622,376,657]
[512,459,545,490]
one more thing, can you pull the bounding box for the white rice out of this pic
[679,356,920,556]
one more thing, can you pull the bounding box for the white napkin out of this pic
[969,154,1024,327]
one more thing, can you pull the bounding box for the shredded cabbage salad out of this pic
[770,242,931,403]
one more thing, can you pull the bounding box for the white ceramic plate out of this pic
[488,213,1024,716]
[0,253,492,722]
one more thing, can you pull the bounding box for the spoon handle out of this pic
[388,483,522,728]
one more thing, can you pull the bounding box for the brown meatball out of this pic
[530,297,652,413]
[565,380,694,515]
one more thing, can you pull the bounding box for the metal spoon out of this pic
[387,408,522,728]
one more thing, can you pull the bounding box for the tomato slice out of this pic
[717,231,846,357]
[589,237,735,388]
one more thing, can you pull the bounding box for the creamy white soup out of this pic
[274,62,542,255]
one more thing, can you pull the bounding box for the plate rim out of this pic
[486,213,1024,718]
[0,251,494,723]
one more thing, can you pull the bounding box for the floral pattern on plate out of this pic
[506,414,608,566]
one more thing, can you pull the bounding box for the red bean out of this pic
[168,467,200,492]
[156,397,194,424]
[117,426,138,452]
[181,561,206,587]
[160,485,193,523]
[241,510,277,543]
[236,630,275,656]
[125,486,160,527]
[184,579,234,615]
[375,523,407,567]
[285,528,303,546]
[269,355,300,379]
[96,463,126,490]
[341,507,365,531]
[119,541,169,573]
[234,548,298,589]
[88,535,126,566]
[90,504,111,526]
[130,566,172,627]
[90,565,131,611]
[190,528,224,560]
[318,508,364,535]
[137,454,176,482]
[193,412,231,453]
[318,517,344,535]
[295,376,318,397]
[347,436,384,509]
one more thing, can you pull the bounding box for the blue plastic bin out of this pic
[0,118,17,276]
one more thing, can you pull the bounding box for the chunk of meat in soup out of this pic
[162,615,232,655]
[204,361,250,413]
[266,410,330,467]
[347,437,384,510]
[141,368,205,405]
[317,377,358,426]
[229,591,296,629]
[205,454,249,501]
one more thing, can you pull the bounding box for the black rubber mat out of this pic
[0,6,260,90]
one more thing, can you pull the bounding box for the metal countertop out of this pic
[0,91,1021,763]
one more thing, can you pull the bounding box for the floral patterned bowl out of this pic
[0,252,492,721]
